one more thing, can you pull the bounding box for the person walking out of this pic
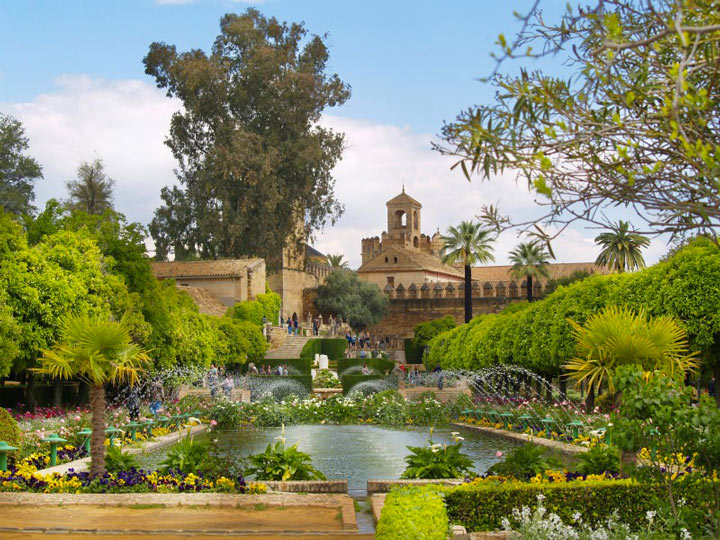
[127,385,140,421]
[207,363,219,398]
[222,375,234,399]
[149,379,164,417]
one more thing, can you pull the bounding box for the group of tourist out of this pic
[281,312,300,335]
[207,363,235,399]
[247,362,292,376]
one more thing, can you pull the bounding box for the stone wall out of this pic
[268,267,323,321]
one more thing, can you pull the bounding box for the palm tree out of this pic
[509,241,550,302]
[326,253,349,269]
[564,305,699,412]
[441,221,496,323]
[594,220,650,272]
[34,315,149,477]
[65,158,115,215]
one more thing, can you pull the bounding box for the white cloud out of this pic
[1,75,670,267]
[1,75,181,228]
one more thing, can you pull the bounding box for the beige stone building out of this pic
[150,259,266,313]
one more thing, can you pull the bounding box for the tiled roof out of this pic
[179,286,228,317]
[357,246,463,277]
[471,262,609,284]
[386,191,422,207]
[150,259,263,279]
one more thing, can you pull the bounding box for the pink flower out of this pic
[210,419,218,426]
[495,451,503,458]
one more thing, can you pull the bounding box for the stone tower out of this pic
[385,187,422,250]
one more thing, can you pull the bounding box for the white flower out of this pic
[645,510,656,523]
[430,444,442,453]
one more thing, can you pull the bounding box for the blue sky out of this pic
[0,0,664,266]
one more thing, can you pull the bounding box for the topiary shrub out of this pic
[0,407,20,461]
[376,485,449,540]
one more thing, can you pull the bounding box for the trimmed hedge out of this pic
[0,383,85,408]
[0,407,20,461]
[404,338,423,364]
[241,358,311,375]
[337,358,394,376]
[246,374,312,393]
[300,339,347,360]
[446,480,710,532]
[341,374,385,394]
[376,485,449,540]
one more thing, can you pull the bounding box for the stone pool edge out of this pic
[37,424,209,475]
[452,422,588,456]
[0,492,358,531]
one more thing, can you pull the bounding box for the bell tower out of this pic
[386,187,422,250]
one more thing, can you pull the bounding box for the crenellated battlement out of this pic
[381,279,546,300]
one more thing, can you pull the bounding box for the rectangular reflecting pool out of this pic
[138,424,520,495]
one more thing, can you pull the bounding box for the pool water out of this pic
[139,424,520,495]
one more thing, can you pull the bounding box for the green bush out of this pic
[246,437,326,481]
[105,445,141,473]
[575,444,621,476]
[300,339,347,360]
[446,480,681,532]
[0,407,20,461]
[241,358,312,375]
[341,374,384,395]
[160,432,209,474]
[404,338,423,364]
[376,485,449,540]
[486,443,563,480]
[226,300,265,326]
[256,289,281,324]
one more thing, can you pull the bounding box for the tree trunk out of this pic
[585,386,595,414]
[527,276,533,302]
[559,374,567,400]
[535,377,543,400]
[89,385,106,478]
[545,374,553,402]
[25,372,37,413]
[464,264,472,323]
[53,380,63,408]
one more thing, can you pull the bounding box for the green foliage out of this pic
[300,338,347,361]
[213,317,266,367]
[0,113,43,216]
[486,443,562,480]
[404,338,423,363]
[104,445,140,473]
[0,407,20,461]
[247,374,312,394]
[337,357,394,376]
[246,437,326,481]
[159,432,209,474]
[509,241,550,302]
[314,269,388,331]
[145,9,350,262]
[257,290,281,323]
[412,316,457,353]
[65,158,115,215]
[226,300,265,326]
[340,374,384,395]
[575,444,621,476]
[429,240,720,375]
[376,485,449,540]
[447,480,663,532]
[595,221,650,273]
[313,369,340,388]
[401,433,475,479]
[546,270,592,292]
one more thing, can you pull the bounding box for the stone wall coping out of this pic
[264,479,348,493]
[36,424,208,476]
[451,422,588,455]
[0,492,357,531]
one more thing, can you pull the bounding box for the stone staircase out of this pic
[265,334,313,359]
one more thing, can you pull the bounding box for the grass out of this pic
[127,503,166,510]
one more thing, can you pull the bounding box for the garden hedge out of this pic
[0,407,20,460]
[376,485,449,540]
[341,374,385,394]
[429,238,720,375]
[240,358,312,375]
[404,338,423,364]
[445,480,711,532]
[300,338,347,360]
[337,357,394,376]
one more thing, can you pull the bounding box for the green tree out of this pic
[565,306,699,412]
[595,220,650,273]
[509,241,549,302]
[145,10,350,263]
[412,316,457,351]
[437,1,720,245]
[35,315,149,477]
[0,113,42,216]
[314,269,388,332]
[326,253,349,269]
[65,159,115,215]
[441,221,495,322]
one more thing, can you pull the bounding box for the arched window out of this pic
[395,210,407,228]
[413,211,418,230]
[413,236,419,248]
[393,257,398,264]
[384,257,389,263]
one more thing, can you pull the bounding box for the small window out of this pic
[413,236,419,248]
[384,257,389,263]
[386,276,395,287]
[393,257,398,264]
